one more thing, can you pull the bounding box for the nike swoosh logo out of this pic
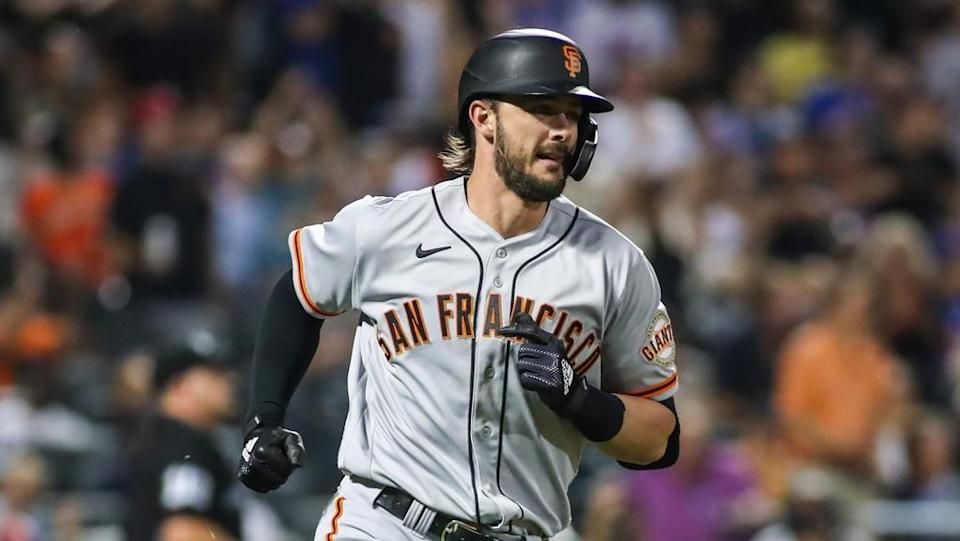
[416,244,451,258]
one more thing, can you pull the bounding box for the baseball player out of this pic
[237,28,680,540]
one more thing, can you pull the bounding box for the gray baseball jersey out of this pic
[290,177,677,536]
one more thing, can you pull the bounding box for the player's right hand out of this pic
[236,415,305,493]
[499,313,587,416]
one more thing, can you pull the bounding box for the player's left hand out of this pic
[499,313,587,415]
[237,414,305,493]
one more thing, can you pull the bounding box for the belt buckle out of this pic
[440,520,497,541]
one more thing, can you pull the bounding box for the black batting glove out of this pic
[499,313,588,416]
[237,412,305,493]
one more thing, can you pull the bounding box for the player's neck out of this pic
[465,170,548,239]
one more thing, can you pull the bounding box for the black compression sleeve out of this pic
[247,269,323,426]
[564,382,626,442]
[618,397,680,470]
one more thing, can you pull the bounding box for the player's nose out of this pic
[546,114,576,143]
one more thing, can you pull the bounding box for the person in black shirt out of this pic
[126,345,240,541]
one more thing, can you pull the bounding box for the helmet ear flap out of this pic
[566,116,598,181]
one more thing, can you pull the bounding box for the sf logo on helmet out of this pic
[562,45,582,78]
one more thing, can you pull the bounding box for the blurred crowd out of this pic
[1,0,960,539]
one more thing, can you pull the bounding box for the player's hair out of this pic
[438,129,474,175]
[438,99,498,175]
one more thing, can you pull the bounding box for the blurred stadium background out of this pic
[2,0,960,539]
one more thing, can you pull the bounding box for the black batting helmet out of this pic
[457,28,614,181]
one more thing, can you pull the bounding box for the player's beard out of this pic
[494,118,566,203]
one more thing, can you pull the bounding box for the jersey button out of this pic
[493,277,503,288]
[480,425,493,439]
[484,366,495,379]
[496,248,507,258]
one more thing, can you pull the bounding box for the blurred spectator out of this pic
[944,192,960,409]
[251,68,352,198]
[713,1,791,78]
[651,158,777,409]
[606,181,686,313]
[211,133,277,297]
[10,21,108,169]
[752,468,874,541]
[903,409,960,501]
[759,0,837,104]
[704,59,798,159]
[574,56,702,216]
[3,362,99,456]
[481,0,578,36]
[109,350,154,434]
[644,399,767,541]
[333,2,400,129]
[922,0,960,164]
[101,0,225,97]
[0,246,73,387]
[0,453,52,541]
[0,246,97,472]
[660,6,725,103]
[225,0,287,118]
[209,128,307,348]
[859,214,949,406]
[279,1,400,129]
[110,86,213,304]
[724,260,836,405]
[568,0,677,90]
[386,130,446,194]
[656,157,753,295]
[581,396,771,541]
[125,344,240,541]
[383,0,460,127]
[603,57,704,183]
[278,0,340,96]
[817,114,892,252]
[875,95,956,231]
[759,136,834,261]
[800,26,878,142]
[773,266,904,477]
[19,97,121,304]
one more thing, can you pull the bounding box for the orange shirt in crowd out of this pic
[20,170,115,288]
[774,321,898,468]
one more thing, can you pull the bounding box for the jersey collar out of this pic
[435,176,576,249]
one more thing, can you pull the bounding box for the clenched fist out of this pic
[237,414,305,493]
[499,313,588,416]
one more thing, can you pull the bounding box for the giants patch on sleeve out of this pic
[640,308,675,369]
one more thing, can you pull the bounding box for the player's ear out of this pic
[468,99,496,143]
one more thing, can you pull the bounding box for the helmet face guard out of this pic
[457,28,613,182]
[565,117,597,181]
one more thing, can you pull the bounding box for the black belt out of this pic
[373,486,501,540]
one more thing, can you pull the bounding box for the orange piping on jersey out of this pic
[625,372,678,398]
[326,496,345,540]
[292,229,342,317]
